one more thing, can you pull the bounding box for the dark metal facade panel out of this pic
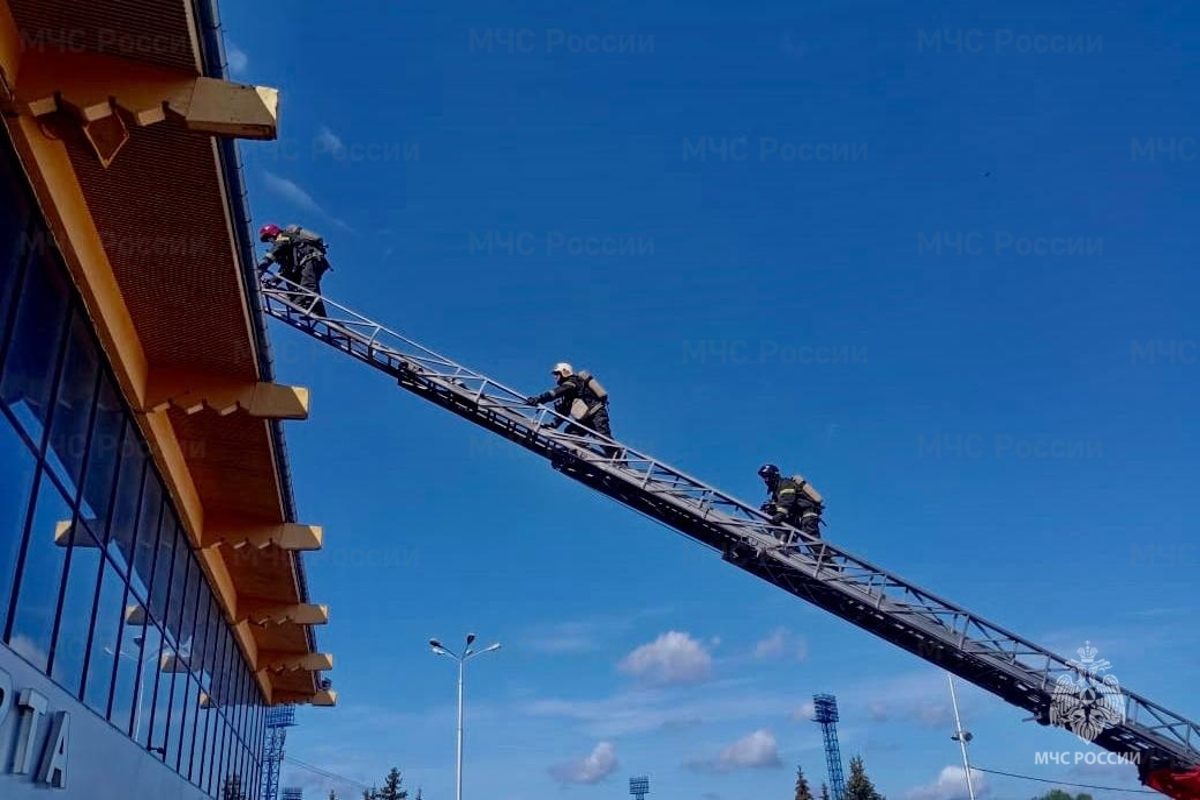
[170,410,284,522]
[64,125,259,381]
[9,0,200,73]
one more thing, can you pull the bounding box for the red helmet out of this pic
[259,223,282,242]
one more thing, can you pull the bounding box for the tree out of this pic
[1032,792,1094,800]
[820,782,831,800]
[328,791,338,800]
[363,790,377,800]
[222,774,246,800]
[795,766,815,800]
[844,755,885,800]
[377,768,408,800]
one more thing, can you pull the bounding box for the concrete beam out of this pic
[145,369,309,420]
[14,49,278,166]
[236,602,329,627]
[258,652,333,673]
[201,521,323,552]
[273,690,338,708]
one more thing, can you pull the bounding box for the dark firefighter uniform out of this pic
[527,372,617,457]
[759,465,824,539]
[257,225,330,316]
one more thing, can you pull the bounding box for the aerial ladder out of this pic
[256,273,1200,800]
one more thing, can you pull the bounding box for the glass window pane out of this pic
[130,472,163,601]
[83,556,124,715]
[80,376,122,526]
[201,605,221,688]
[148,642,177,760]
[204,633,226,796]
[0,144,30,328]
[192,585,214,685]
[215,628,233,704]
[0,418,37,634]
[132,621,164,747]
[8,472,71,672]
[0,249,68,443]
[149,514,178,622]
[178,556,201,666]
[234,672,247,746]
[212,719,228,797]
[109,595,144,733]
[51,526,103,696]
[106,438,146,573]
[181,676,201,780]
[166,546,191,648]
[196,682,216,787]
[192,587,216,690]
[45,309,98,495]
[166,668,190,771]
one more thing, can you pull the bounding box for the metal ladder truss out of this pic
[258,272,1200,776]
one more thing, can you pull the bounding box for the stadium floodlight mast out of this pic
[429,633,501,800]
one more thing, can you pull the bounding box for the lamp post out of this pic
[429,633,501,800]
[107,634,158,739]
[947,674,977,800]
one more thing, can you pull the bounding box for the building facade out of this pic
[0,1,333,798]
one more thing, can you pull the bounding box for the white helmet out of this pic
[551,362,574,378]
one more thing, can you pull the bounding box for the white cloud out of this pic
[618,631,712,687]
[263,171,324,216]
[753,628,808,661]
[549,742,618,785]
[314,126,346,158]
[9,635,47,667]
[526,621,605,655]
[688,729,782,773]
[262,171,353,232]
[226,41,248,75]
[524,680,808,739]
[792,700,816,721]
[754,629,787,659]
[917,701,953,728]
[852,669,966,729]
[904,765,988,800]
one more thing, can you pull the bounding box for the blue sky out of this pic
[218,1,1197,798]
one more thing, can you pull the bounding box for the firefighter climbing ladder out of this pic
[257,274,1200,791]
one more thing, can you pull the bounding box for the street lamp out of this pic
[429,633,501,800]
[107,634,158,739]
[946,674,977,800]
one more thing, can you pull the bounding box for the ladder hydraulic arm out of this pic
[257,273,1200,798]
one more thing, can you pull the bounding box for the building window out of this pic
[45,308,101,496]
[0,418,37,634]
[83,554,125,716]
[0,128,271,799]
[80,376,125,528]
[0,244,70,445]
[0,140,30,340]
[7,470,72,671]
[51,525,103,696]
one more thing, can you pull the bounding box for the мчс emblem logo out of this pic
[1049,641,1125,742]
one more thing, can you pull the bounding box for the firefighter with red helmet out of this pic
[257,223,331,316]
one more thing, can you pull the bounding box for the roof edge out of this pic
[191,0,318,661]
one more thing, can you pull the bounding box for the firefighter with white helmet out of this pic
[526,362,617,457]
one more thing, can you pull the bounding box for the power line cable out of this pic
[974,764,1157,794]
[283,756,373,792]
